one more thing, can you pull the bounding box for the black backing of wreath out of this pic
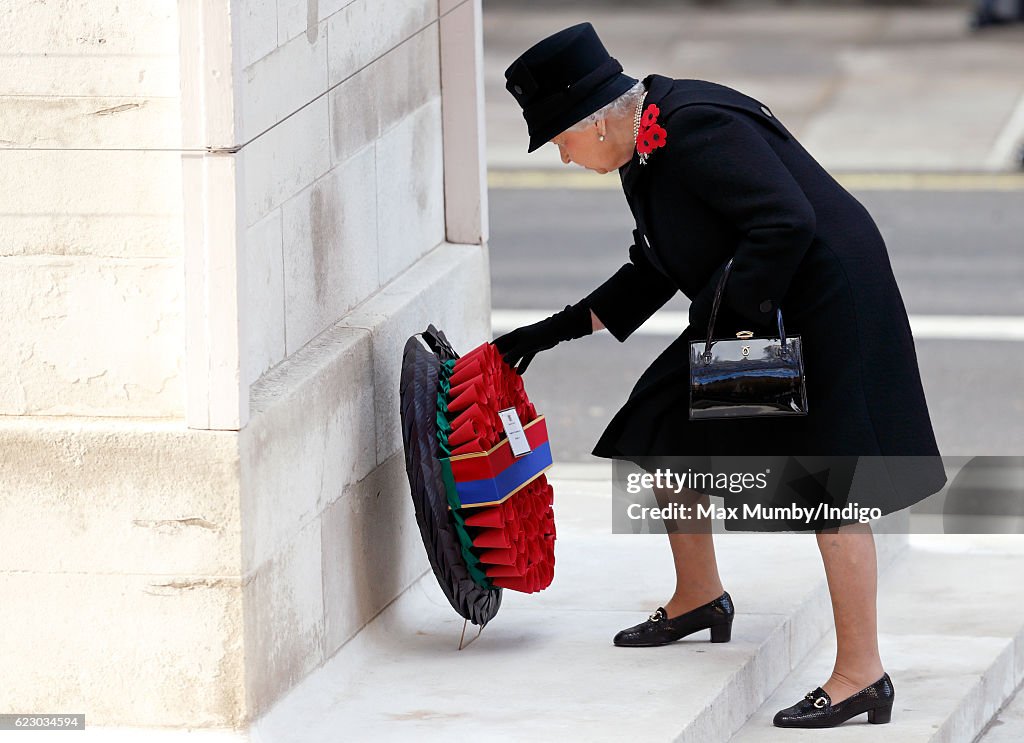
[399,324,503,637]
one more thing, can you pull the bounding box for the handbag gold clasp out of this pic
[736,330,754,339]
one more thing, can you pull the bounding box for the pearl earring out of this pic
[599,134,606,142]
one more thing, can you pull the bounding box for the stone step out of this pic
[248,465,914,742]
[976,671,1024,742]
[729,534,1024,742]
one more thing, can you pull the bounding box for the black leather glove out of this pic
[492,300,593,375]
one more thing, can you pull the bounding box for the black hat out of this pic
[504,22,638,153]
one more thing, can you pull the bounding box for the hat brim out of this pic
[526,72,639,153]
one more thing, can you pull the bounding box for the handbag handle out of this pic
[700,257,789,363]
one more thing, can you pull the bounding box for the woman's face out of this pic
[549,121,619,174]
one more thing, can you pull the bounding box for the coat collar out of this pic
[618,74,789,196]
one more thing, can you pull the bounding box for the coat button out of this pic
[759,300,773,313]
[760,105,773,118]
[513,84,523,95]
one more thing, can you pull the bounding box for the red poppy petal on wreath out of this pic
[449,401,484,432]
[448,376,479,399]
[491,576,531,592]
[473,528,511,549]
[460,344,489,364]
[447,384,485,412]
[479,547,518,566]
[449,358,482,387]
[485,564,524,578]
[447,417,480,447]
[448,439,483,456]
[464,507,506,528]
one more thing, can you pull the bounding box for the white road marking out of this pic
[491,310,1024,341]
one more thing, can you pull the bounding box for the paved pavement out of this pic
[251,470,1024,742]
[483,4,1024,172]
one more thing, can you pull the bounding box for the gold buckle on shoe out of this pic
[804,692,828,708]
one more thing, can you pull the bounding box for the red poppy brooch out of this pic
[636,103,667,166]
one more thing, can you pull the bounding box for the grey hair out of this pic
[565,80,647,132]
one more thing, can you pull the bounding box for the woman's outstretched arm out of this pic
[582,228,676,341]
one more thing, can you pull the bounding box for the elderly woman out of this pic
[493,22,947,729]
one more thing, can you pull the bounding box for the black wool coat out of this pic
[583,74,947,518]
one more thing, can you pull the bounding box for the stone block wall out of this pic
[1,0,489,734]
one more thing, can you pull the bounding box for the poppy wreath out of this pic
[399,325,557,628]
[636,103,667,165]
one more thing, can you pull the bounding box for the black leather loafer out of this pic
[773,672,895,728]
[613,591,734,647]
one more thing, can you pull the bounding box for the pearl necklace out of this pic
[632,96,644,149]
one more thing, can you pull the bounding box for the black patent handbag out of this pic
[689,257,809,420]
